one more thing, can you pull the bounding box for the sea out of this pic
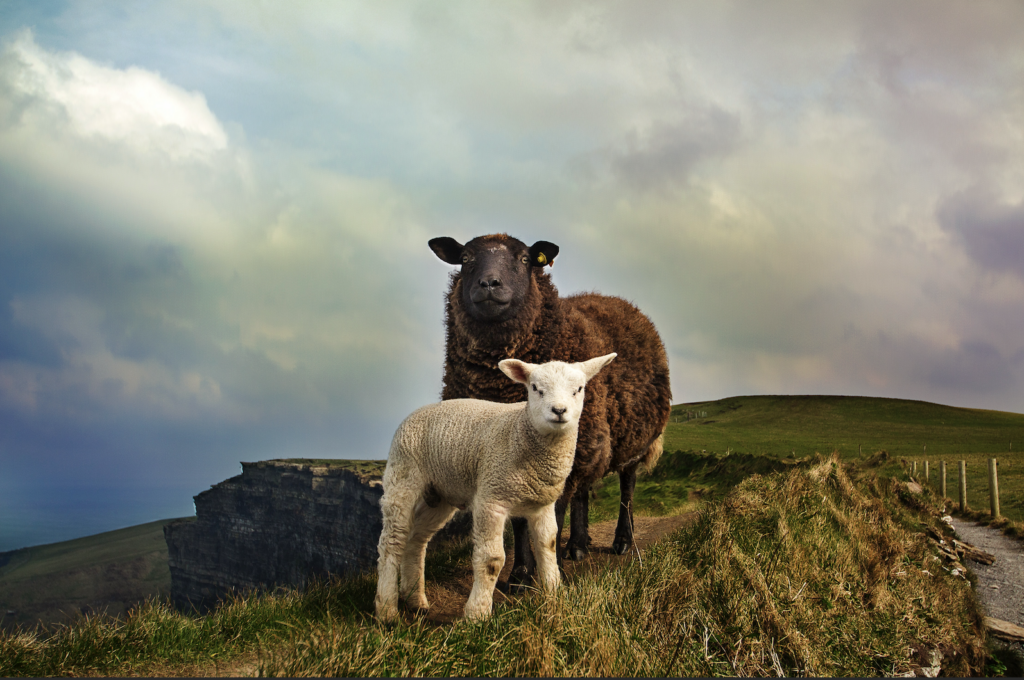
[0,484,196,553]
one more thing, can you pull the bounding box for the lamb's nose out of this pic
[551,406,567,418]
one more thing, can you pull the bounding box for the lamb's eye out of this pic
[461,253,471,264]
[531,384,537,392]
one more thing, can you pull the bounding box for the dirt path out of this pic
[949,518,1024,628]
[421,512,698,625]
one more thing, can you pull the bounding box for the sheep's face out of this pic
[499,354,617,436]
[428,234,559,322]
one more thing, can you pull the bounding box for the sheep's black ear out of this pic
[429,237,465,265]
[528,241,559,267]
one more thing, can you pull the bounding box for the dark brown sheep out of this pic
[428,233,671,590]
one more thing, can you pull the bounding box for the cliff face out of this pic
[164,459,385,613]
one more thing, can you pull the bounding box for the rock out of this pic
[164,459,386,613]
[984,616,1024,642]
[952,539,996,565]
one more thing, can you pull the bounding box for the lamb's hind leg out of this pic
[400,496,456,612]
[612,465,638,555]
[375,483,418,622]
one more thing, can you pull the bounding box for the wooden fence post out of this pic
[912,461,917,477]
[941,461,947,498]
[925,460,929,483]
[990,458,1000,518]
[959,460,967,511]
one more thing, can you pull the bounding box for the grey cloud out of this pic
[938,189,1024,280]
[607,109,741,191]
[927,339,1014,393]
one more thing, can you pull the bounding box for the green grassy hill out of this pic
[0,518,185,631]
[664,395,1024,459]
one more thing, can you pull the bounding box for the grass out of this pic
[0,454,990,677]
[665,395,1024,459]
[0,518,184,631]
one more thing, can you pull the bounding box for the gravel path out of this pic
[949,518,1024,628]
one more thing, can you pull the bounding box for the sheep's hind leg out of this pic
[375,485,417,622]
[562,487,591,561]
[506,516,536,594]
[612,465,638,555]
[400,497,456,612]
[465,504,509,620]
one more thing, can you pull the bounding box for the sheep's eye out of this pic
[461,253,471,264]
[520,255,529,265]
[531,384,537,392]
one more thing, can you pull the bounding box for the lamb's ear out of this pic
[528,241,559,267]
[577,353,616,382]
[499,359,533,385]
[428,237,465,265]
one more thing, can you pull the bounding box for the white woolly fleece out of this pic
[374,353,615,622]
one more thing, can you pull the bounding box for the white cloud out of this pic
[3,29,226,162]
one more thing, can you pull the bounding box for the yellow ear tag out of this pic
[536,253,547,265]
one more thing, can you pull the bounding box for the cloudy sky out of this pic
[2,1,1023,549]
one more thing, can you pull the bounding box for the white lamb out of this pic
[374,352,617,622]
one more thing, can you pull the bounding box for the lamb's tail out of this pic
[640,433,664,474]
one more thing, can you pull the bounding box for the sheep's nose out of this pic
[551,406,567,418]
[478,276,502,288]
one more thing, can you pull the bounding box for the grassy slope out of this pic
[663,394,1024,459]
[0,518,185,630]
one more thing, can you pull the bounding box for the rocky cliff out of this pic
[163,459,386,613]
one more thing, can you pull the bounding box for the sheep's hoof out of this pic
[563,545,588,561]
[612,538,632,555]
[507,567,533,594]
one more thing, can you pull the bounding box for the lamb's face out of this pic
[498,353,616,435]
[523,362,588,435]
[427,234,559,322]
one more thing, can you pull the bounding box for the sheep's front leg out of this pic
[465,503,510,621]
[563,488,589,561]
[507,516,536,594]
[400,498,456,611]
[527,506,560,594]
[612,466,638,555]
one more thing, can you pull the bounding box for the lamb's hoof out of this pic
[612,538,632,555]
[563,545,588,561]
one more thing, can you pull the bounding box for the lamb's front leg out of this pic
[465,503,509,621]
[527,506,560,593]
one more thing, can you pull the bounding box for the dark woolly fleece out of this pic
[439,235,672,508]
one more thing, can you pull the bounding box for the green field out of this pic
[664,394,1024,459]
[0,518,185,630]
